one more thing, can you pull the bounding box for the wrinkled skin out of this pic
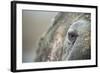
[62,19,91,60]
[35,13,91,62]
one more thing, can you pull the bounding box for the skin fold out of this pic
[34,13,91,62]
[63,19,91,60]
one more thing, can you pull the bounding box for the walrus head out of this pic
[62,18,91,60]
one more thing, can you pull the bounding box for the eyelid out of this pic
[68,30,78,35]
[68,31,78,43]
[68,32,78,37]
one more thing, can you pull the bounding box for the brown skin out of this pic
[35,13,91,62]
[47,25,65,61]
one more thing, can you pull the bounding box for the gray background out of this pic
[22,10,58,62]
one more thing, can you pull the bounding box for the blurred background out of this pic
[22,10,58,62]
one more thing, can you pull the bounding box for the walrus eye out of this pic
[68,31,78,44]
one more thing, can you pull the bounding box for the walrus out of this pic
[62,14,91,60]
[34,12,91,62]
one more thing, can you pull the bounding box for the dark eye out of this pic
[68,31,78,44]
